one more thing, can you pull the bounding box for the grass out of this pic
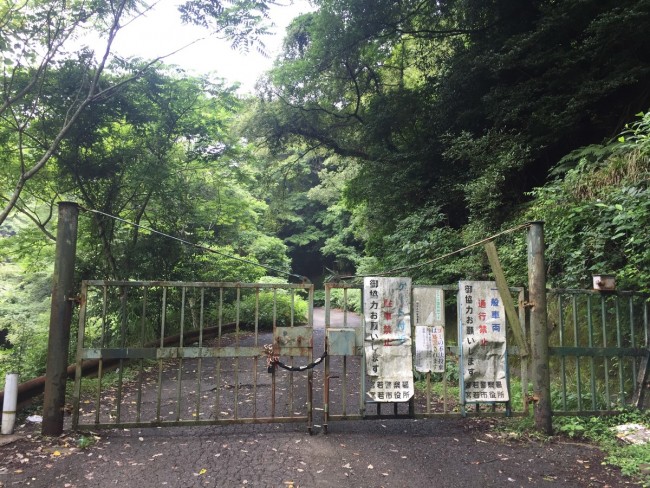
[554,409,650,485]
[497,408,650,486]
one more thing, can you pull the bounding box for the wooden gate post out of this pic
[527,221,552,435]
[42,202,79,436]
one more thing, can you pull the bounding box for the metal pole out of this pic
[42,202,79,436]
[527,221,552,434]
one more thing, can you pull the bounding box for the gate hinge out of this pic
[67,295,82,305]
[526,394,539,404]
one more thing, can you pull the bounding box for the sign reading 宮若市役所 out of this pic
[414,287,445,374]
[458,281,509,404]
[364,277,414,402]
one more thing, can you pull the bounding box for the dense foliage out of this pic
[245,0,650,287]
[1,0,649,387]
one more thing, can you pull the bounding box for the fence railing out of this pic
[323,283,531,431]
[546,289,649,414]
[71,280,315,430]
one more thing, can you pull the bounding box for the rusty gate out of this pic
[322,282,530,432]
[71,280,316,432]
[70,280,649,433]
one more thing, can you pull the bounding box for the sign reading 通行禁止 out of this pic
[458,281,509,403]
[364,277,414,402]
[414,287,445,374]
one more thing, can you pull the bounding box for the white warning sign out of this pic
[364,277,413,402]
[458,281,509,403]
[414,287,445,373]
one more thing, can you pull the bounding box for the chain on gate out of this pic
[263,344,327,373]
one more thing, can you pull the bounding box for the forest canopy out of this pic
[1,0,649,379]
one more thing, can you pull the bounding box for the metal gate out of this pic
[546,288,649,414]
[70,280,649,432]
[71,280,315,431]
[322,283,530,432]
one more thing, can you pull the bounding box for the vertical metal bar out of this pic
[558,294,567,410]
[72,281,88,430]
[518,288,528,413]
[343,287,348,328]
[234,287,240,420]
[195,288,205,420]
[116,286,127,424]
[616,297,625,405]
[527,221,551,434]
[253,288,259,419]
[601,294,611,409]
[360,285,366,418]
[42,202,79,436]
[323,285,330,433]
[156,287,167,422]
[215,288,223,420]
[342,355,348,416]
[571,295,582,412]
[630,296,637,392]
[289,289,294,419]
[95,361,103,425]
[175,287,186,421]
[101,285,108,346]
[425,372,431,415]
[96,285,108,425]
[587,294,596,410]
[136,287,147,423]
[307,284,314,432]
[271,288,277,418]
[341,288,348,415]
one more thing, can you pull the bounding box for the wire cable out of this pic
[81,206,309,283]
[332,222,533,282]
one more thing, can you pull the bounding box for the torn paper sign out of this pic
[414,287,446,373]
[364,277,413,402]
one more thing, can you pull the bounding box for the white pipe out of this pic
[1,373,19,435]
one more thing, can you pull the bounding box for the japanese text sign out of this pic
[414,287,446,374]
[458,281,509,403]
[364,277,414,402]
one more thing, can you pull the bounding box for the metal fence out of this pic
[547,289,649,414]
[70,280,650,432]
[71,280,315,431]
[322,283,530,432]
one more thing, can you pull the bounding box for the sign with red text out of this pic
[364,277,413,402]
[458,281,509,403]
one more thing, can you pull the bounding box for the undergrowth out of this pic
[554,409,650,484]
[501,408,650,485]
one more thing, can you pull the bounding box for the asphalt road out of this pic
[0,308,633,487]
[0,416,631,488]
